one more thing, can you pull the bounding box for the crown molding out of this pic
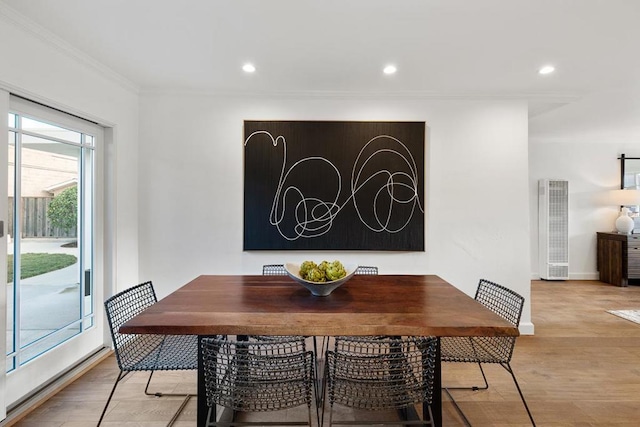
[141,87,583,102]
[0,2,139,94]
[529,135,640,145]
[0,78,117,127]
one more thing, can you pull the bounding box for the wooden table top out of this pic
[120,274,519,337]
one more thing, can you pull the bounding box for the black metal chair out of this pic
[201,335,316,426]
[260,263,381,412]
[260,264,380,347]
[261,264,323,410]
[262,264,379,276]
[98,281,198,426]
[440,279,536,426]
[262,264,287,275]
[324,336,437,426]
[355,265,378,275]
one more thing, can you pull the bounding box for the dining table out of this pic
[119,274,519,427]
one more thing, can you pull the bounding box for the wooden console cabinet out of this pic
[597,232,640,287]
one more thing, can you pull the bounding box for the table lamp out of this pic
[611,189,640,234]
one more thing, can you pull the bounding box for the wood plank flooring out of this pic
[9,280,640,426]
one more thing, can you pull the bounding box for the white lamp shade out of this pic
[610,189,640,206]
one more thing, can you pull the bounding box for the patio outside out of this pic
[6,237,81,364]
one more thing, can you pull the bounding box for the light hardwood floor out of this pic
[9,280,640,426]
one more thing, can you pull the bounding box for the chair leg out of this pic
[424,402,435,427]
[97,370,128,426]
[321,367,329,427]
[312,337,320,409]
[309,338,321,427]
[166,394,193,427]
[441,360,487,426]
[442,387,472,427]
[501,362,536,426]
[444,362,536,427]
[315,336,330,416]
[144,371,160,396]
[445,362,489,391]
[145,370,193,397]
[143,370,195,427]
[474,362,489,390]
[144,369,197,398]
[206,407,215,427]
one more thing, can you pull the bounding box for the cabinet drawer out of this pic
[629,269,640,279]
[629,247,640,278]
[628,235,640,248]
[628,246,640,257]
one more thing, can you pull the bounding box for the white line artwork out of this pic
[244,129,424,243]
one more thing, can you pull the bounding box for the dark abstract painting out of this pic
[243,121,425,251]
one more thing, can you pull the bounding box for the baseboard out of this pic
[519,321,535,335]
[0,347,112,427]
[531,273,599,281]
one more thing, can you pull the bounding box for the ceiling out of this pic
[2,0,640,122]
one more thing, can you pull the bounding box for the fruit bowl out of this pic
[284,262,358,297]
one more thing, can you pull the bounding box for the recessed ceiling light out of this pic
[242,63,256,73]
[538,65,555,75]
[383,65,397,75]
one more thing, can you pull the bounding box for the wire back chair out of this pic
[261,264,322,413]
[262,264,287,275]
[259,263,380,412]
[355,265,378,275]
[262,264,379,276]
[98,281,198,426]
[440,279,536,426]
[201,335,315,426]
[325,336,437,426]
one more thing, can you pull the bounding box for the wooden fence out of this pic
[8,197,77,238]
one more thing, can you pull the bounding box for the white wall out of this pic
[529,88,640,279]
[0,7,140,292]
[139,94,533,331]
[528,142,640,279]
[0,8,139,406]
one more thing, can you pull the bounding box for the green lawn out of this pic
[7,253,78,282]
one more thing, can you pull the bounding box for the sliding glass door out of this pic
[3,95,104,407]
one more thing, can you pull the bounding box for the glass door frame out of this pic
[2,93,106,409]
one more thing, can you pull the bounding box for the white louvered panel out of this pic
[539,179,569,280]
[549,265,569,278]
[548,180,568,263]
